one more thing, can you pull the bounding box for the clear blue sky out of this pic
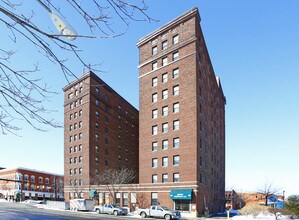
[1,0,298,197]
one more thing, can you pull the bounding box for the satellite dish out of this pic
[49,12,77,41]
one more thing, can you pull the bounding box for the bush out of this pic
[239,204,269,217]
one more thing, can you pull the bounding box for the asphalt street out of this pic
[0,202,141,220]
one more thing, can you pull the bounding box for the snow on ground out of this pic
[0,199,9,203]
[232,214,296,220]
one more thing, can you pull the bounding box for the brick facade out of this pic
[137,8,226,215]
[63,72,139,201]
[0,167,63,201]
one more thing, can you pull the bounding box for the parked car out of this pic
[94,204,128,215]
[138,205,181,220]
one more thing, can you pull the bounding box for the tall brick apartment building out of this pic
[63,7,225,216]
[63,72,139,201]
[136,8,226,214]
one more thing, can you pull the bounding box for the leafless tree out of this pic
[257,181,281,206]
[0,0,155,134]
[92,167,136,204]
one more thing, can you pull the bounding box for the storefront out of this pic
[170,189,193,212]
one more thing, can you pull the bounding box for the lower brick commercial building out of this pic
[0,167,63,201]
[63,7,226,217]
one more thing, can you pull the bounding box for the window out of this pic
[173,155,180,166]
[173,120,180,131]
[74,123,77,130]
[79,156,82,163]
[70,114,73,120]
[70,158,73,164]
[70,136,73,142]
[31,175,35,183]
[152,142,158,152]
[152,46,157,55]
[74,146,77,152]
[152,125,158,135]
[95,123,99,129]
[79,168,82,175]
[79,109,82,116]
[162,174,168,183]
[162,123,168,133]
[152,62,158,70]
[24,175,29,181]
[162,89,168,99]
[152,93,158,103]
[162,106,168,116]
[74,168,77,175]
[152,175,158,183]
[79,133,82,140]
[95,134,99,141]
[68,93,73,99]
[96,99,99,106]
[173,173,180,182]
[95,110,99,117]
[173,68,179,79]
[162,40,168,50]
[69,125,72,131]
[162,157,168,167]
[74,157,77,163]
[95,87,99,95]
[95,146,99,153]
[79,121,82,128]
[162,57,168,66]
[74,112,77,118]
[39,177,43,183]
[162,140,168,150]
[123,193,128,207]
[70,169,73,175]
[173,34,179,44]
[151,192,158,205]
[173,52,179,61]
[45,178,49,184]
[152,158,158,168]
[152,77,158,87]
[173,85,179,96]
[173,137,180,148]
[173,102,179,113]
[162,73,168,83]
[79,145,82,151]
[80,87,83,93]
[95,157,99,164]
[152,109,158,119]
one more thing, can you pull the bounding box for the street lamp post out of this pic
[35,0,77,40]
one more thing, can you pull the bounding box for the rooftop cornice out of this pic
[136,7,200,47]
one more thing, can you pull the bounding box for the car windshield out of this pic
[112,204,120,208]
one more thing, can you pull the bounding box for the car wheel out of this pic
[140,212,147,218]
[164,214,172,220]
[96,209,101,214]
[113,210,118,216]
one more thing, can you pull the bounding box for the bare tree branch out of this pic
[0,0,155,134]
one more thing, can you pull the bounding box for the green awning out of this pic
[170,189,192,200]
[89,189,97,198]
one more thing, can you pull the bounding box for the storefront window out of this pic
[175,200,190,211]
